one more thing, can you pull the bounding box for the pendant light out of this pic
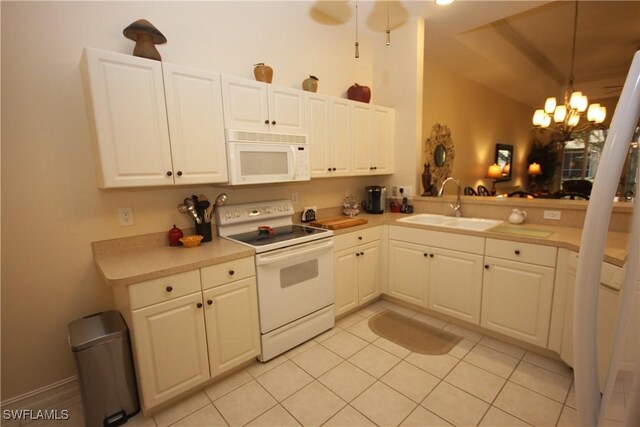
[386,0,391,46]
[354,0,360,58]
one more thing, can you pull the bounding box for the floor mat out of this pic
[368,309,462,354]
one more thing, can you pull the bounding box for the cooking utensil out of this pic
[186,203,202,224]
[177,203,189,213]
[214,193,227,207]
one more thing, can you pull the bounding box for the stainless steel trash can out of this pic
[68,310,139,426]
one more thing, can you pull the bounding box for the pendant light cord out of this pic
[569,0,579,87]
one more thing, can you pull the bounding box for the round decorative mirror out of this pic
[434,144,447,167]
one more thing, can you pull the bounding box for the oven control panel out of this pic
[216,200,294,226]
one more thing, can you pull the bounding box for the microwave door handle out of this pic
[290,146,297,180]
[256,239,333,266]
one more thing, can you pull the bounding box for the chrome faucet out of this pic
[438,177,462,217]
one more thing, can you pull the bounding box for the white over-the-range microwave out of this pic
[225,129,310,185]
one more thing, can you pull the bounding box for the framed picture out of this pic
[495,143,513,182]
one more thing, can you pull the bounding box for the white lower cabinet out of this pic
[481,239,557,347]
[114,257,259,412]
[203,277,261,377]
[387,226,484,323]
[131,293,210,409]
[429,247,483,324]
[550,249,635,388]
[333,227,381,316]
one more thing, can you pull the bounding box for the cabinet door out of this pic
[371,106,394,175]
[221,75,269,131]
[330,98,352,175]
[429,248,483,324]
[131,293,210,409]
[306,93,332,177]
[81,48,173,188]
[481,257,554,346]
[203,278,260,377]
[351,103,373,175]
[163,63,228,184]
[268,85,306,134]
[388,240,428,306]
[334,248,359,316]
[359,241,381,305]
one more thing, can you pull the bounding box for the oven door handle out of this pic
[256,239,333,266]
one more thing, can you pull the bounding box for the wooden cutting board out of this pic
[310,217,368,230]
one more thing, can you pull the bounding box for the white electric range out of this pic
[216,200,335,361]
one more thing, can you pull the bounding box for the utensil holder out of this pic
[195,222,212,242]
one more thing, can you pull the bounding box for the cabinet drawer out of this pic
[485,238,557,267]
[129,270,201,310]
[333,226,381,251]
[201,257,255,290]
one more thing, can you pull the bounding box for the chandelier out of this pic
[532,0,606,140]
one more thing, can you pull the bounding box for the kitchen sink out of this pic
[397,214,503,231]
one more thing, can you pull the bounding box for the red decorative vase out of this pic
[168,224,183,246]
[347,83,371,103]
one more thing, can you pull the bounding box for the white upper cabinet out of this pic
[81,48,174,188]
[221,75,306,134]
[306,93,351,177]
[81,48,228,188]
[162,63,228,184]
[351,102,395,176]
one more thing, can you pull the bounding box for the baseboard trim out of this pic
[1,376,81,425]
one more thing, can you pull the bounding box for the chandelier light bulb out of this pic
[554,105,567,123]
[569,91,583,110]
[587,103,600,122]
[577,94,588,112]
[542,114,552,128]
[435,0,455,5]
[544,97,557,114]
[596,106,607,124]
[568,110,580,127]
[533,109,545,126]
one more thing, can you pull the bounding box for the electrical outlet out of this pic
[118,207,134,226]
[291,192,299,204]
[345,188,351,197]
[391,186,398,197]
[543,210,562,220]
[399,185,414,197]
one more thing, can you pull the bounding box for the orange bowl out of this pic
[179,235,203,248]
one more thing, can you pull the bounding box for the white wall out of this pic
[0,1,423,400]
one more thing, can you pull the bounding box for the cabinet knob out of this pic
[271,120,276,125]
[264,119,269,124]
[485,265,490,269]
[514,250,521,255]
[327,168,332,172]
[369,166,374,170]
[197,302,203,308]
[207,299,213,305]
[358,236,363,240]
[229,270,235,276]
[373,166,378,170]
[430,253,434,258]
[166,171,173,177]
[356,253,360,257]
[166,286,173,292]
[360,251,364,256]
[423,253,428,257]
[332,167,337,171]
[176,171,183,176]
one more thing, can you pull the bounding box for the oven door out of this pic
[255,238,334,333]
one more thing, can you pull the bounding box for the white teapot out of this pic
[509,208,527,224]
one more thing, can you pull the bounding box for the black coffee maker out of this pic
[362,186,386,214]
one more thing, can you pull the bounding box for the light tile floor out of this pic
[35,300,632,427]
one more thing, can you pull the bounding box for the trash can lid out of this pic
[68,310,127,351]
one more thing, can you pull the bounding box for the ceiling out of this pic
[311,0,640,108]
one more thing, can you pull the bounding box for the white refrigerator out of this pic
[574,49,640,426]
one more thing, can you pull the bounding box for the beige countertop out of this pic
[323,212,629,267]
[93,212,629,287]
[93,231,254,286]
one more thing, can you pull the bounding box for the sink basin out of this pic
[397,214,503,231]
